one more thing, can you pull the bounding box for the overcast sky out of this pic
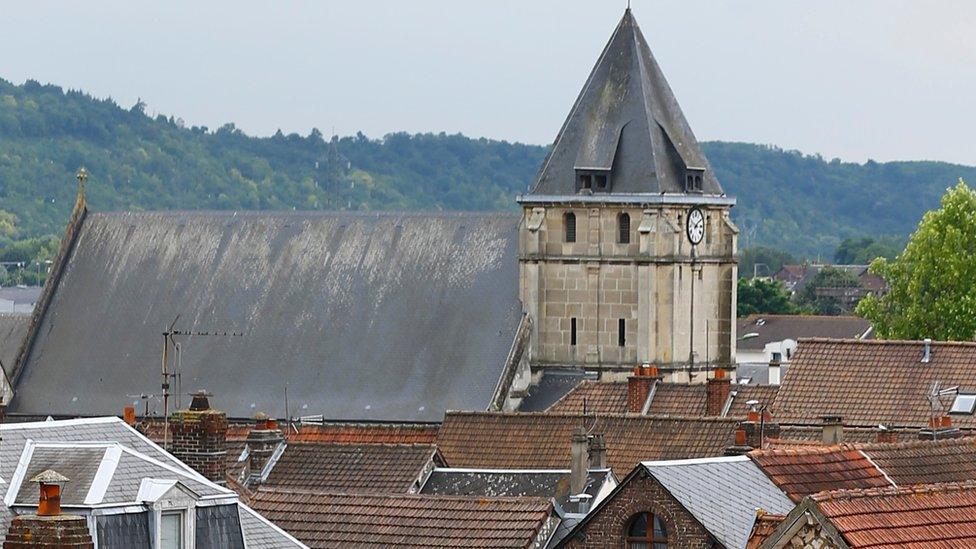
[2,1,974,164]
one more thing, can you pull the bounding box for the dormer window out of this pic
[685,167,705,193]
[576,169,611,193]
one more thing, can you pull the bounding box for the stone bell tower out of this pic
[517,8,737,383]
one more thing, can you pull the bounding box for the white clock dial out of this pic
[687,207,705,245]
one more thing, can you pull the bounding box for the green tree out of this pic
[797,266,862,315]
[738,246,796,279]
[834,236,902,264]
[737,278,795,317]
[858,180,976,339]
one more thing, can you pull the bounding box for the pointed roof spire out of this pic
[524,10,725,201]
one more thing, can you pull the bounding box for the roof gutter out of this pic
[516,193,736,207]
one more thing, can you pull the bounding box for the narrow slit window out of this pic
[565,212,577,243]
[618,318,626,347]
[618,213,631,244]
[571,317,578,346]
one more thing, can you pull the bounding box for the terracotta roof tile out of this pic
[547,381,777,418]
[547,381,629,414]
[437,412,739,476]
[285,422,439,444]
[773,338,976,428]
[809,481,976,547]
[746,512,785,549]
[262,443,439,494]
[859,436,976,487]
[247,490,555,548]
[749,446,892,502]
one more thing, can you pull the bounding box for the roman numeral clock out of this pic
[686,206,705,246]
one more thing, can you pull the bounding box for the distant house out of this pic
[735,315,872,384]
[772,264,887,313]
[558,456,794,548]
[0,416,303,548]
[759,482,976,548]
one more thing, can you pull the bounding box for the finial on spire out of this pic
[75,167,88,205]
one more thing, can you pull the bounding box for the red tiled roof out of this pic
[773,338,976,428]
[746,512,785,549]
[248,490,554,548]
[810,481,976,548]
[858,436,976,487]
[547,381,629,414]
[262,442,439,494]
[285,422,439,444]
[773,425,905,445]
[749,446,892,502]
[437,412,739,476]
[546,381,777,418]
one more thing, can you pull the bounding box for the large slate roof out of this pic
[0,313,28,378]
[528,9,723,198]
[11,210,522,420]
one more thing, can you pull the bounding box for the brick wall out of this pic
[563,471,716,548]
[4,515,94,548]
[168,408,228,484]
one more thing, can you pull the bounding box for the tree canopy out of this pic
[833,236,903,264]
[857,180,976,340]
[737,278,796,317]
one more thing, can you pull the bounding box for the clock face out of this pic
[686,207,705,245]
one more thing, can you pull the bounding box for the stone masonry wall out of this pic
[563,472,715,548]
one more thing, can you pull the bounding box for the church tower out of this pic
[518,9,737,383]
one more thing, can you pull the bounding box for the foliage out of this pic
[833,236,903,264]
[0,235,59,285]
[739,246,796,279]
[796,266,862,315]
[737,278,796,317]
[857,180,976,340]
[1,78,976,259]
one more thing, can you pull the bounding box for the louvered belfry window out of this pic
[565,212,577,243]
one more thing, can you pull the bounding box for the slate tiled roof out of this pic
[248,490,555,548]
[546,381,778,418]
[517,370,590,412]
[808,481,976,548]
[238,503,308,548]
[437,412,740,476]
[420,468,612,509]
[773,338,976,428]
[0,313,29,378]
[642,456,794,549]
[262,443,439,494]
[736,315,871,351]
[748,446,892,502]
[11,211,522,421]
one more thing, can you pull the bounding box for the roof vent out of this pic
[921,339,932,363]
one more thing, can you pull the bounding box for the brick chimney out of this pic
[876,425,897,444]
[627,364,659,414]
[706,369,731,416]
[570,427,588,496]
[168,391,228,485]
[920,414,962,441]
[726,405,779,455]
[587,433,607,470]
[822,415,844,444]
[244,412,285,487]
[3,470,94,549]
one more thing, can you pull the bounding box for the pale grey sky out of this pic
[2,1,974,164]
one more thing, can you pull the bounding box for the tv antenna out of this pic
[160,315,244,450]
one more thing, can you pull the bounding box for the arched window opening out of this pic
[565,212,577,243]
[618,213,631,244]
[627,512,668,549]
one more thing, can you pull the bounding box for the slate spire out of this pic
[528,9,723,198]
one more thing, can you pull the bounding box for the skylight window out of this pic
[951,394,976,414]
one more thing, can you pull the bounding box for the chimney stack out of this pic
[587,433,607,470]
[168,390,228,485]
[822,415,844,444]
[627,364,659,414]
[706,369,731,416]
[3,471,94,548]
[570,427,589,496]
[920,414,962,441]
[768,352,782,386]
[921,338,932,363]
[876,425,897,444]
[244,412,285,487]
[729,404,779,454]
